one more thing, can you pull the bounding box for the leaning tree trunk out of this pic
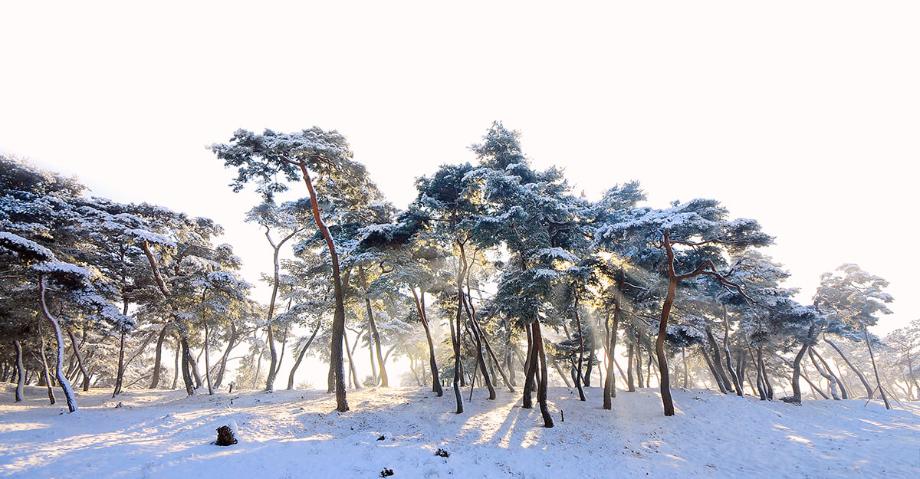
[824,337,873,398]
[13,340,25,402]
[364,296,388,387]
[813,347,847,399]
[179,336,195,396]
[863,327,891,409]
[298,163,348,412]
[788,327,815,405]
[655,261,678,416]
[413,289,442,396]
[287,323,320,390]
[38,276,78,412]
[603,303,621,409]
[809,347,840,400]
[39,331,56,404]
[149,322,170,389]
[573,293,586,401]
[533,320,554,428]
[65,327,91,392]
[757,347,773,400]
[705,328,734,393]
[214,323,238,389]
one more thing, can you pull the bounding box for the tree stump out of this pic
[215,425,238,446]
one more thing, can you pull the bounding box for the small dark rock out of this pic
[380,467,394,477]
[435,448,450,458]
[215,425,238,446]
[377,435,386,441]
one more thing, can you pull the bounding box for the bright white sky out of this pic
[2,1,918,337]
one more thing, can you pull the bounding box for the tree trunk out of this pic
[705,328,733,393]
[655,264,678,416]
[523,322,538,409]
[364,297,388,387]
[263,242,283,393]
[450,251,466,414]
[39,276,78,412]
[757,347,773,400]
[343,329,360,389]
[626,339,636,392]
[701,344,727,393]
[603,303,620,409]
[288,323,320,390]
[203,323,214,395]
[13,340,25,402]
[112,329,127,397]
[788,327,814,404]
[573,293,586,401]
[149,322,170,389]
[863,327,890,409]
[634,333,644,388]
[413,289,442,396]
[813,347,846,399]
[65,327,91,392]
[533,320,554,428]
[298,163,348,412]
[719,320,743,396]
[179,336,195,396]
[214,323,238,389]
[171,339,180,390]
[38,332,56,404]
[824,337,873,398]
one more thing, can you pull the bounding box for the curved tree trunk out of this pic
[297,163,348,412]
[149,322,170,389]
[705,328,733,393]
[655,256,678,416]
[701,344,727,393]
[39,276,78,412]
[413,289,442,396]
[263,242,283,393]
[112,329,126,397]
[287,323,320,390]
[788,329,814,404]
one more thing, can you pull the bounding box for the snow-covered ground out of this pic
[1,384,918,478]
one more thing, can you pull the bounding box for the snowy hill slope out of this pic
[1,384,917,478]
